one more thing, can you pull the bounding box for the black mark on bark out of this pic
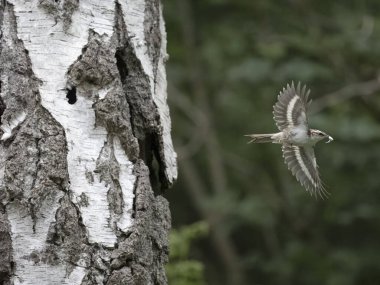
[66,86,77,104]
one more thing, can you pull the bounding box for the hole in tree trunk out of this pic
[66,87,77,104]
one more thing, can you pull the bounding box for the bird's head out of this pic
[310,129,333,143]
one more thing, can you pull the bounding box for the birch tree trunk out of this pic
[0,0,177,284]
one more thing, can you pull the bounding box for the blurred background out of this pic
[163,1,380,284]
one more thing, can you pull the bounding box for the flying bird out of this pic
[246,82,333,198]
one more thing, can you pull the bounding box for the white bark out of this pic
[0,0,176,284]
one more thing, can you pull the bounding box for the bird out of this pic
[246,82,333,198]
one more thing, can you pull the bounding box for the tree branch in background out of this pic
[175,0,244,283]
[177,0,227,195]
[311,76,380,114]
[168,84,208,159]
[181,158,244,285]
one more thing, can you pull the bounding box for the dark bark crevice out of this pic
[45,194,90,269]
[95,138,126,229]
[109,160,170,285]
[0,93,6,125]
[67,30,118,88]
[0,204,12,285]
[38,0,79,30]
[0,3,72,279]
[0,2,40,140]
[144,0,162,83]
[114,1,169,193]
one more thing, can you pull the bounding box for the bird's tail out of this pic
[245,133,276,143]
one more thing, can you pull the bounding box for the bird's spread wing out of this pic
[273,82,311,131]
[282,145,328,198]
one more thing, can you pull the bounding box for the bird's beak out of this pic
[326,135,333,143]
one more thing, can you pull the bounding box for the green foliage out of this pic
[164,0,380,284]
[167,222,209,285]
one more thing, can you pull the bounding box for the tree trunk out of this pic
[0,1,177,284]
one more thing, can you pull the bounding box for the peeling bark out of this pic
[0,0,176,284]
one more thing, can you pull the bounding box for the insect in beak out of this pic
[326,136,333,143]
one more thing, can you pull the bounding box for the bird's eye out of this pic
[319,132,324,136]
